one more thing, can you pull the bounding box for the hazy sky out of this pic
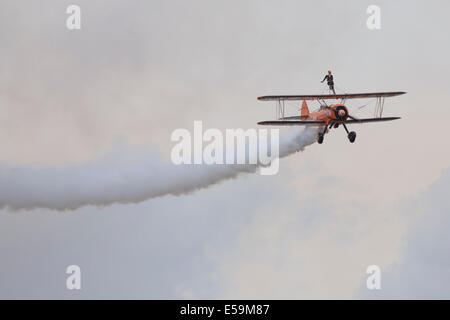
[0,0,449,298]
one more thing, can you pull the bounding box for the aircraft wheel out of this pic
[348,131,356,143]
[318,133,324,144]
[334,124,339,128]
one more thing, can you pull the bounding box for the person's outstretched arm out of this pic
[321,75,328,83]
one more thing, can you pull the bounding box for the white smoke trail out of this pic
[0,127,318,211]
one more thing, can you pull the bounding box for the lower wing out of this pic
[344,117,401,123]
[257,117,401,126]
[257,120,325,126]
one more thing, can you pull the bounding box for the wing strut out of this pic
[276,100,285,119]
[374,97,386,117]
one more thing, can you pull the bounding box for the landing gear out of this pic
[348,131,356,143]
[342,123,356,143]
[318,133,324,144]
[317,126,328,144]
[318,124,357,144]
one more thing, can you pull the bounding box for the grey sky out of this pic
[359,168,450,299]
[0,0,449,298]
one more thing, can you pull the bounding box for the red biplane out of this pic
[257,92,406,144]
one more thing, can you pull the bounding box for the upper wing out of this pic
[257,120,326,126]
[343,117,401,123]
[257,92,406,101]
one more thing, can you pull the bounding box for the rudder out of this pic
[301,100,309,118]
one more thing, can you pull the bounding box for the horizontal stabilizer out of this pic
[279,115,308,120]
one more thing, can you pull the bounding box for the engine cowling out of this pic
[334,105,348,121]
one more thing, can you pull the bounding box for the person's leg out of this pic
[329,84,336,95]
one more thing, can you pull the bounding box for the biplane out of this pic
[257,92,406,144]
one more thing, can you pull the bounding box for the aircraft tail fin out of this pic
[301,100,309,117]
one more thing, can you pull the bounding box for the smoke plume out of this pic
[0,128,318,211]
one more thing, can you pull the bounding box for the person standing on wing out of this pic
[321,70,336,95]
